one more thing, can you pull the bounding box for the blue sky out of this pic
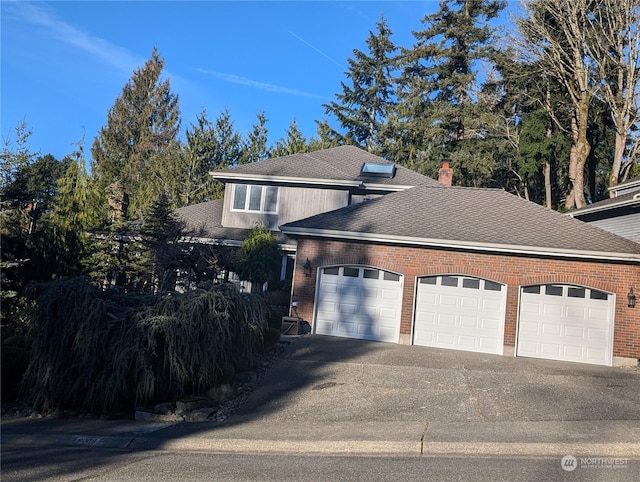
[1,1,516,163]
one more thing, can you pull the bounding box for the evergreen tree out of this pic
[164,109,220,208]
[235,226,281,293]
[322,16,399,155]
[240,111,271,164]
[35,149,93,280]
[90,48,181,217]
[271,119,309,157]
[134,191,184,293]
[210,109,243,169]
[394,0,506,183]
[1,122,36,333]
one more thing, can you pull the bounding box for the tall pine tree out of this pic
[394,0,506,183]
[321,16,399,155]
[91,48,181,217]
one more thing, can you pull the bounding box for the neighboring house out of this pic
[568,176,640,244]
[178,146,640,367]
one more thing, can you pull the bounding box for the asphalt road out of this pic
[2,444,638,482]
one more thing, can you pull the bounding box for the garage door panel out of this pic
[380,307,398,320]
[437,314,457,326]
[586,348,606,363]
[564,325,585,338]
[566,306,587,318]
[319,283,338,295]
[520,302,541,315]
[381,288,400,301]
[540,343,561,356]
[460,296,480,309]
[413,276,506,355]
[480,317,500,330]
[587,328,607,342]
[458,336,478,348]
[436,333,456,346]
[460,316,478,328]
[336,321,355,335]
[479,338,499,350]
[541,323,562,336]
[482,299,502,311]
[517,285,613,366]
[439,294,458,307]
[338,302,358,315]
[518,321,539,334]
[543,304,564,316]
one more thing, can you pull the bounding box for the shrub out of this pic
[22,278,268,415]
[1,335,30,403]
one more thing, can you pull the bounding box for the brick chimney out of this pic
[438,161,453,186]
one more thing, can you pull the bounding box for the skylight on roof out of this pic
[360,162,396,178]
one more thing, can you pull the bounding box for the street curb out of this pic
[4,433,640,457]
[1,433,134,450]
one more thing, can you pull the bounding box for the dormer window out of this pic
[232,184,279,213]
[360,162,396,178]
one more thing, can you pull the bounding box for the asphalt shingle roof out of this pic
[281,186,640,257]
[212,145,442,188]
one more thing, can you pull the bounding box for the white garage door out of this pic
[413,275,506,355]
[517,284,614,366]
[314,266,403,342]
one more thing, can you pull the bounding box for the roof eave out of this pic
[179,235,297,252]
[359,183,417,192]
[279,227,640,262]
[209,172,361,188]
[568,197,640,217]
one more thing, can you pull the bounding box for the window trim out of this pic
[231,184,279,214]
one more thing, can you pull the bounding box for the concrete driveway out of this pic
[235,334,640,424]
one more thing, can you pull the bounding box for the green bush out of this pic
[1,335,30,403]
[22,277,268,416]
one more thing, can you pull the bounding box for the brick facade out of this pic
[290,238,640,361]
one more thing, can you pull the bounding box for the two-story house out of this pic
[178,146,640,367]
[177,145,443,290]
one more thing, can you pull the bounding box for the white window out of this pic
[232,185,279,213]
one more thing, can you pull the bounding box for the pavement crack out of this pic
[420,421,429,457]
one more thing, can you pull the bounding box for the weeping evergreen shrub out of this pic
[135,285,267,404]
[22,278,268,416]
[23,277,148,415]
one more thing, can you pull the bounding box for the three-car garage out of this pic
[311,265,618,366]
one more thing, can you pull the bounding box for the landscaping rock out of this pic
[154,401,175,414]
[135,410,184,423]
[234,371,258,384]
[176,397,210,412]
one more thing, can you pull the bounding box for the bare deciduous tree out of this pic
[586,0,640,188]
[518,0,596,209]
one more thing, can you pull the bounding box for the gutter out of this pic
[568,196,640,217]
[179,235,297,252]
[280,227,640,263]
[209,172,361,188]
